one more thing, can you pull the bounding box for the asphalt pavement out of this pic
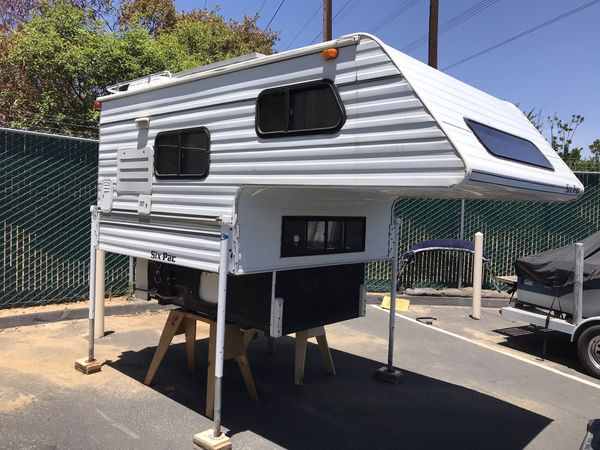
[0,305,598,449]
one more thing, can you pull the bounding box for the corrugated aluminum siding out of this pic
[97,37,464,270]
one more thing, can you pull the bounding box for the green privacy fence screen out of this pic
[2,127,600,306]
[0,128,128,308]
[366,172,600,292]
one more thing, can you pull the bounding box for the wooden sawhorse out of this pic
[244,326,335,386]
[144,309,258,418]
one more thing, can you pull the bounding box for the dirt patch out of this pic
[0,296,132,318]
[0,310,200,393]
[406,287,510,298]
[0,389,35,413]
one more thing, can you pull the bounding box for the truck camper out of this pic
[92,33,582,336]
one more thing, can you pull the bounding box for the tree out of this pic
[548,114,584,161]
[0,0,278,137]
[522,108,585,162]
[590,139,600,159]
[119,0,176,36]
[0,0,35,32]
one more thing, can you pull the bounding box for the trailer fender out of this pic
[572,317,600,342]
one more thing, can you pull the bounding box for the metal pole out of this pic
[472,232,483,320]
[574,242,584,325]
[94,249,105,339]
[128,256,134,291]
[323,0,332,41]
[458,199,465,289]
[87,207,99,362]
[387,218,400,372]
[213,216,232,438]
[428,0,439,68]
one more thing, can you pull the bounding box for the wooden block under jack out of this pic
[75,358,103,375]
[192,430,232,450]
[375,366,403,384]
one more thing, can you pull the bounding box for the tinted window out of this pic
[155,127,210,179]
[466,119,553,170]
[257,80,345,137]
[281,216,366,257]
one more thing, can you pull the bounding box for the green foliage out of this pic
[522,108,596,166]
[589,139,600,159]
[0,0,278,137]
[119,0,176,36]
[548,114,584,161]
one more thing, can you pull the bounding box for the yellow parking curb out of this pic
[381,295,410,312]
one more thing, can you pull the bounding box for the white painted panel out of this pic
[235,187,396,274]
[116,147,152,194]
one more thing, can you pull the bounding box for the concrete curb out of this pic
[366,294,509,308]
[1,295,509,330]
[0,300,171,330]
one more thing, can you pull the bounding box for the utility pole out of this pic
[428,0,439,68]
[324,0,332,41]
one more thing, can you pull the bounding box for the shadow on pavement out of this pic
[493,326,585,373]
[109,336,551,450]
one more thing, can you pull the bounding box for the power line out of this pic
[257,0,269,16]
[334,0,362,24]
[367,0,422,34]
[443,0,600,71]
[308,0,361,45]
[403,0,498,53]
[285,5,320,50]
[265,0,286,29]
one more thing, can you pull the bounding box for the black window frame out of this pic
[465,118,554,171]
[154,126,211,179]
[256,79,346,138]
[281,216,366,258]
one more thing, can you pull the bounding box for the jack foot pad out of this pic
[75,358,103,375]
[375,366,403,384]
[193,430,232,450]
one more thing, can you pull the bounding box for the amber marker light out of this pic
[322,48,338,60]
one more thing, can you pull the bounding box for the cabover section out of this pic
[380,38,583,201]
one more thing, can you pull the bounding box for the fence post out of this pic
[94,249,105,338]
[574,242,584,325]
[457,199,465,288]
[128,256,134,292]
[471,232,483,320]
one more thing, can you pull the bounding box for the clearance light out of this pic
[322,48,338,60]
[93,101,102,111]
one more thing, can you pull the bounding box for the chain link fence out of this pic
[367,172,600,292]
[3,127,600,306]
[0,128,128,308]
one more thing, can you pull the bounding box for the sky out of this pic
[175,0,600,155]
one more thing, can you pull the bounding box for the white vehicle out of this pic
[91,32,583,337]
[502,233,600,378]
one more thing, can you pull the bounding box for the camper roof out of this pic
[98,35,361,101]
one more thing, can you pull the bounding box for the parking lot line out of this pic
[371,305,600,390]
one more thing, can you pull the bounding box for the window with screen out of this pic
[256,80,345,137]
[466,119,553,170]
[281,216,366,257]
[154,127,210,179]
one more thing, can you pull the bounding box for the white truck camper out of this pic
[92,32,583,337]
[82,32,585,433]
[86,32,583,380]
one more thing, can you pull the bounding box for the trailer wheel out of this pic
[577,325,600,378]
